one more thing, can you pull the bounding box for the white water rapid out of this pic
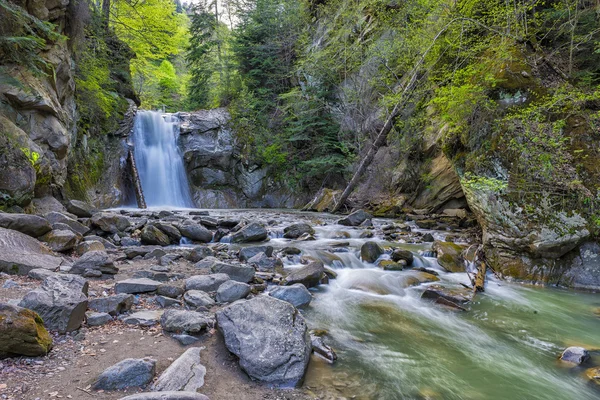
[132,110,194,207]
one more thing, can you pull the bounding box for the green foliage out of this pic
[461,173,508,193]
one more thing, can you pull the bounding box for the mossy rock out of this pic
[432,241,466,273]
[584,367,600,386]
[0,303,52,358]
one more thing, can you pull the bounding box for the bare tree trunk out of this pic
[102,0,110,31]
[128,148,147,209]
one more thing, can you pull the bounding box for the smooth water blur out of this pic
[132,111,194,207]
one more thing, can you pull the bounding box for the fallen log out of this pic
[127,148,146,209]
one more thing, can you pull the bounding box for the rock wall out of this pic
[177,109,306,209]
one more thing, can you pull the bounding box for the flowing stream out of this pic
[132,110,194,207]
[216,210,600,400]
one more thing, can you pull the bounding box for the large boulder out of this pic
[0,213,51,237]
[210,262,255,283]
[185,274,230,292]
[91,213,131,233]
[230,222,268,243]
[92,358,156,390]
[269,284,312,308]
[283,223,315,239]
[39,229,80,252]
[216,296,311,387]
[0,303,53,357]
[70,251,118,276]
[115,278,162,294]
[559,346,589,365]
[45,212,89,236]
[154,222,182,243]
[18,274,88,333]
[0,227,63,275]
[123,311,163,327]
[150,347,206,392]
[186,246,214,262]
[66,200,95,218]
[88,294,134,316]
[360,241,383,263]
[391,248,414,266]
[183,290,215,308]
[141,225,171,246]
[432,241,465,273]
[284,261,325,288]
[338,209,372,226]
[247,252,281,272]
[160,310,209,334]
[216,280,251,303]
[238,245,273,262]
[179,223,212,243]
[119,393,209,400]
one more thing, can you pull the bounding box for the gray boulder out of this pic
[160,310,209,334]
[186,274,230,292]
[86,311,113,326]
[173,334,200,346]
[247,252,281,272]
[184,290,215,308]
[92,358,156,390]
[45,212,89,236]
[70,251,118,276]
[391,248,414,265]
[186,246,214,262]
[39,229,80,252]
[91,213,131,233]
[150,347,206,392]
[284,261,325,288]
[88,294,134,316]
[156,296,181,308]
[360,241,383,263]
[269,284,312,308]
[179,223,212,243]
[123,310,163,326]
[0,213,51,237]
[0,227,63,275]
[27,268,56,281]
[283,223,315,239]
[157,284,184,298]
[230,222,268,243]
[141,225,171,246]
[115,278,162,294]
[75,240,105,255]
[338,209,372,226]
[119,393,209,400]
[211,262,255,283]
[155,222,182,243]
[216,280,251,303]
[66,200,95,218]
[18,274,88,333]
[216,296,311,386]
[560,346,589,365]
[238,245,273,261]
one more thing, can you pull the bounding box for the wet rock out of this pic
[141,225,171,246]
[269,284,311,308]
[280,247,301,256]
[66,200,95,218]
[216,280,251,303]
[150,347,206,392]
[184,290,215,308]
[216,296,311,386]
[119,392,209,400]
[157,284,184,299]
[39,229,79,252]
[88,294,134,316]
[70,251,118,276]
[115,278,162,294]
[360,230,374,239]
[585,367,600,386]
[86,311,113,326]
[391,248,414,265]
[0,213,51,237]
[45,212,89,236]
[75,240,105,255]
[284,261,325,289]
[338,209,372,226]
[172,334,199,346]
[311,334,337,363]
[0,303,53,357]
[377,259,406,271]
[247,252,281,272]
[360,241,383,263]
[432,241,465,273]
[239,245,274,261]
[186,246,215,262]
[211,262,255,283]
[422,233,435,242]
[186,274,230,292]
[415,219,437,229]
[0,227,63,275]
[123,310,163,326]
[19,274,88,333]
[91,213,131,234]
[421,285,471,306]
[560,347,589,365]
[179,223,212,243]
[231,222,268,243]
[92,358,156,390]
[154,222,182,243]
[283,223,315,239]
[160,309,209,334]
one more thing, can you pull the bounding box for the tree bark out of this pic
[128,148,147,209]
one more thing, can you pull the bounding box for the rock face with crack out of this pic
[151,347,206,392]
[216,295,311,387]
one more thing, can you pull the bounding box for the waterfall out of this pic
[132,110,194,207]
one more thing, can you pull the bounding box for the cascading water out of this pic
[132,110,194,207]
